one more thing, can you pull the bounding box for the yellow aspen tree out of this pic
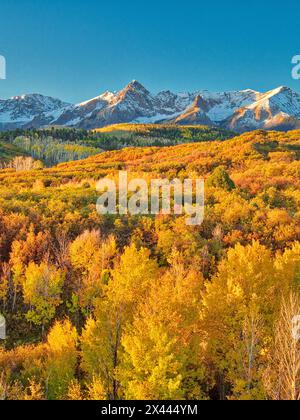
[87,376,106,400]
[67,380,83,401]
[264,292,300,400]
[81,244,159,399]
[118,254,206,400]
[202,241,277,400]
[45,319,78,400]
[69,230,117,313]
[22,262,64,333]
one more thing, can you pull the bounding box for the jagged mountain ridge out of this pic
[1,81,300,132]
[0,94,70,130]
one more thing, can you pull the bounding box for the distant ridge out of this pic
[1,82,300,132]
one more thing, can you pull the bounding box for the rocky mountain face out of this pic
[1,82,300,132]
[0,94,70,130]
[222,86,300,131]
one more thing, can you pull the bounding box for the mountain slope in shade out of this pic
[0,94,70,130]
[1,82,300,132]
[166,95,214,126]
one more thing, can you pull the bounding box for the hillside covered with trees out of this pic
[0,125,235,167]
[0,129,299,400]
[0,142,28,168]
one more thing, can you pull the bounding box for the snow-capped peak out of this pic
[1,83,300,132]
[0,93,70,128]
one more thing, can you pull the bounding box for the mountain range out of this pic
[1,81,300,132]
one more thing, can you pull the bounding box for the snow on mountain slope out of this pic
[1,82,300,132]
[201,89,262,122]
[0,94,70,130]
[224,86,300,131]
[0,94,69,124]
[54,81,159,129]
[166,95,214,126]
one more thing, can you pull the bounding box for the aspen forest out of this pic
[0,127,299,400]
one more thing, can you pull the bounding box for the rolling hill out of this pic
[0,129,299,401]
[0,125,236,167]
[95,123,235,143]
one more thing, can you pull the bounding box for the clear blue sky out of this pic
[0,0,300,103]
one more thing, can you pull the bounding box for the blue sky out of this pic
[0,0,300,103]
